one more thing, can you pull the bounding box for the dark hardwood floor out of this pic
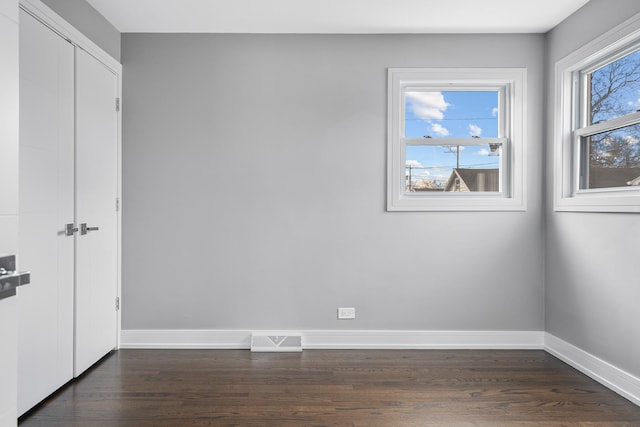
[18,349,640,426]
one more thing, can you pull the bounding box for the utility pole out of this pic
[443,145,461,170]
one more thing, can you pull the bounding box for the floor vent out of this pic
[250,334,302,352]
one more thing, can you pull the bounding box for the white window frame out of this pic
[554,13,640,213]
[387,68,526,211]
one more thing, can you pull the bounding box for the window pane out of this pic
[404,91,499,138]
[589,50,640,124]
[581,123,640,189]
[405,144,501,192]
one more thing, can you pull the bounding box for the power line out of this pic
[405,117,497,121]
[405,162,498,170]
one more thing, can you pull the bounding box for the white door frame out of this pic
[19,0,122,350]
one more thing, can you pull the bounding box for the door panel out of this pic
[18,9,75,415]
[74,48,118,376]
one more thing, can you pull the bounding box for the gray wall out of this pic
[545,0,640,377]
[40,0,120,61]
[122,33,545,331]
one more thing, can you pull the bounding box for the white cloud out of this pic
[468,124,482,137]
[627,98,640,110]
[477,148,490,156]
[405,92,449,120]
[491,107,499,117]
[406,159,423,168]
[624,135,639,145]
[430,123,449,136]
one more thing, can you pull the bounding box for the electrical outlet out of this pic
[338,307,356,319]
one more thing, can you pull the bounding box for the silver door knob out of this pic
[65,223,78,236]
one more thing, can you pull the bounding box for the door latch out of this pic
[80,223,100,235]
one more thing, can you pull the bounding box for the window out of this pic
[387,68,526,211]
[554,14,640,212]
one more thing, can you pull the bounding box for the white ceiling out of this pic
[85,0,591,34]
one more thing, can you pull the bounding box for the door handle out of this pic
[80,223,100,235]
[65,223,78,236]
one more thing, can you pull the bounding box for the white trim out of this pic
[575,111,640,138]
[387,68,527,212]
[553,11,640,212]
[120,329,545,350]
[19,0,123,350]
[19,0,120,72]
[544,333,640,406]
[120,330,253,349]
[304,330,543,349]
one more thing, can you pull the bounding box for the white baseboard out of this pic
[544,333,640,406]
[303,330,544,349]
[119,330,251,349]
[120,329,545,350]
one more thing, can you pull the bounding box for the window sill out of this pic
[388,193,526,212]
[554,192,640,213]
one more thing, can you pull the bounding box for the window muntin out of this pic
[575,46,640,192]
[387,68,526,211]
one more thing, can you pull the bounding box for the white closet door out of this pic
[74,48,118,376]
[18,9,75,415]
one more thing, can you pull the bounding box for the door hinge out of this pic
[116,197,120,212]
[116,98,120,112]
[116,297,120,311]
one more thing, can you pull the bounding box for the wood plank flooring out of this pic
[18,349,640,426]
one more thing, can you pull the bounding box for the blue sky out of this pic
[404,90,500,186]
[590,50,640,123]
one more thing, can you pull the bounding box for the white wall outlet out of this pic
[338,307,356,319]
